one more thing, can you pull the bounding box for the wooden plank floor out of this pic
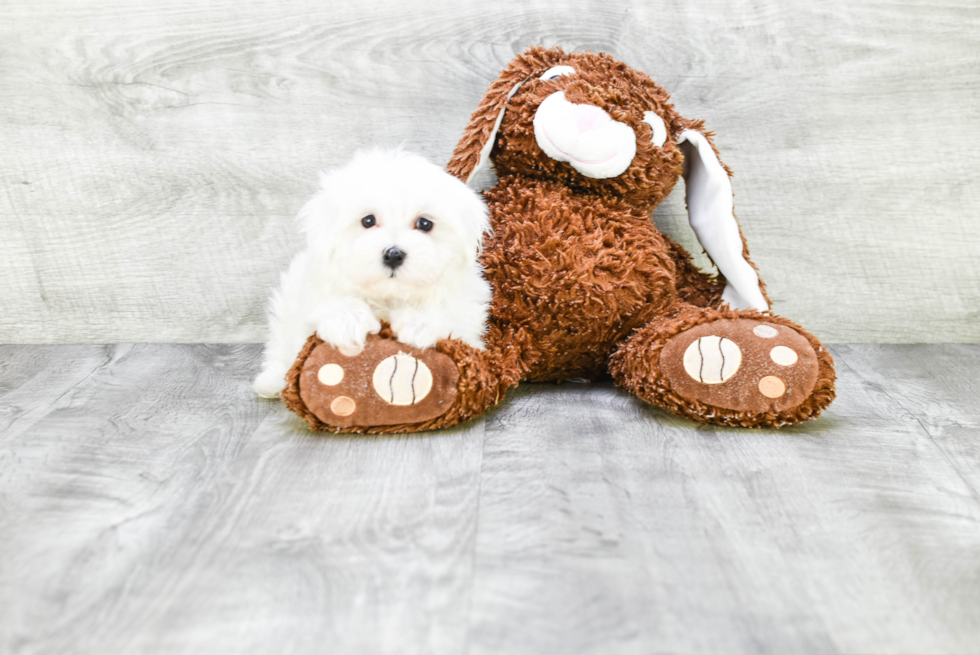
[1,344,978,654]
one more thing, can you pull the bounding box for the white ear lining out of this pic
[677,129,769,312]
[539,65,576,80]
[642,111,667,147]
[466,80,525,184]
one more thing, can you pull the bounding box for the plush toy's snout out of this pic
[533,91,637,179]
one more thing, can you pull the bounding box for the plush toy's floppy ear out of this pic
[447,47,566,183]
[677,129,770,312]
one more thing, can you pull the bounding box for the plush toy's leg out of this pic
[281,324,520,434]
[608,304,836,428]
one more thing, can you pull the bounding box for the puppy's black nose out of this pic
[383,246,406,269]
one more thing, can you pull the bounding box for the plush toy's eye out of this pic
[642,111,668,148]
[361,214,376,228]
[539,65,576,81]
[415,217,433,232]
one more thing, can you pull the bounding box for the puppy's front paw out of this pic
[254,366,288,398]
[311,303,381,351]
[391,312,450,350]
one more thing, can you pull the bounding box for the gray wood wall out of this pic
[2,0,977,344]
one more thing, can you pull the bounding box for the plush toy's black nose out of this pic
[383,246,406,269]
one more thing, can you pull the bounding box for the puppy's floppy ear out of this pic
[297,170,346,254]
[677,125,770,311]
[447,46,567,184]
[454,180,491,259]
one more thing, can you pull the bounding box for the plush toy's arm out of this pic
[678,129,770,312]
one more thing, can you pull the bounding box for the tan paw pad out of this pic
[758,376,786,398]
[338,344,364,357]
[330,396,356,416]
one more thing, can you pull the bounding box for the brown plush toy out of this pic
[283,46,836,433]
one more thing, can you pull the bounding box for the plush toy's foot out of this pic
[285,334,458,429]
[610,308,836,428]
[281,329,514,434]
[660,318,823,415]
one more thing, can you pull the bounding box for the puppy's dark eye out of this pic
[361,214,376,228]
[415,217,433,232]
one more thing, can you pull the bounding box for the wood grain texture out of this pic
[1,0,978,343]
[469,353,980,654]
[1,343,979,653]
[0,343,486,655]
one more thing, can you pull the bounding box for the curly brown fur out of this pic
[659,234,726,308]
[479,175,678,381]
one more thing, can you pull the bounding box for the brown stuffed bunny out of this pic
[283,46,836,432]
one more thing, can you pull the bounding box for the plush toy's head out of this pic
[448,47,703,207]
[448,46,771,312]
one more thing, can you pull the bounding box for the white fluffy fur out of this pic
[253,148,492,398]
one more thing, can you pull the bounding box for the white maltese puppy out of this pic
[254,148,491,398]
